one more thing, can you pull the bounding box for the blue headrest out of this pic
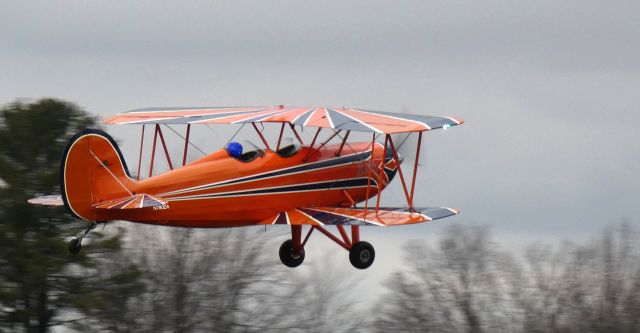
[226,142,243,158]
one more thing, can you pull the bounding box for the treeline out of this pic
[64,226,362,333]
[375,224,640,333]
[1,99,639,332]
[5,221,639,333]
[79,223,640,333]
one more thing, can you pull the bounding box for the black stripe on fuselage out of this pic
[231,150,372,185]
[167,178,377,201]
[161,150,372,197]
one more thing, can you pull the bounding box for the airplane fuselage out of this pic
[95,142,395,227]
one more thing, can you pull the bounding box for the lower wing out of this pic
[261,206,459,226]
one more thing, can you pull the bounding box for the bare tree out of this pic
[53,222,640,332]
[242,252,362,333]
[521,223,640,333]
[75,224,279,332]
[516,241,572,332]
[64,224,367,332]
[374,225,522,333]
[63,226,145,333]
[375,223,640,333]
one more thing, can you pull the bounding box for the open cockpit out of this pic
[225,138,301,163]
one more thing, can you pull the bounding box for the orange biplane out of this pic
[29,106,463,269]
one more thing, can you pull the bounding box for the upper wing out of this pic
[260,206,459,226]
[103,106,463,134]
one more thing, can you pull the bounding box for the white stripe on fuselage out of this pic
[159,149,373,197]
[165,178,376,201]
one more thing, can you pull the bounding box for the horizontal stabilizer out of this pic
[93,193,167,210]
[261,206,459,226]
[28,195,64,207]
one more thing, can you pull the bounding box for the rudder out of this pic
[60,129,136,220]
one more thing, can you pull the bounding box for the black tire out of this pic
[349,241,375,269]
[68,238,82,254]
[279,239,305,268]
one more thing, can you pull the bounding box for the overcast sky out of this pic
[2,1,639,262]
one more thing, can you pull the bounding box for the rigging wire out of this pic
[226,123,246,146]
[163,124,208,156]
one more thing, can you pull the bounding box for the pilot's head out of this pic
[226,142,243,158]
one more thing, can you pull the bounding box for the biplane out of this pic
[29,106,463,269]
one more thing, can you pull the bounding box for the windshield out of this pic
[276,137,301,158]
[240,139,262,153]
[225,139,265,163]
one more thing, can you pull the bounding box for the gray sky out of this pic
[2,1,639,256]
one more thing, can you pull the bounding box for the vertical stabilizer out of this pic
[60,129,136,220]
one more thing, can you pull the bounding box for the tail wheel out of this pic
[349,241,375,269]
[279,239,305,268]
[68,237,82,254]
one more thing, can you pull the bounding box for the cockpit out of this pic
[274,137,301,158]
[225,141,264,163]
[225,138,300,162]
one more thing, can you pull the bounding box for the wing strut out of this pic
[335,130,350,156]
[363,132,376,220]
[373,134,389,215]
[303,127,322,162]
[361,131,425,218]
[409,131,423,206]
[387,135,412,209]
[141,124,186,179]
[136,124,145,180]
[289,123,304,145]
[276,123,285,150]
[182,124,191,166]
[252,123,271,150]
[157,124,173,170]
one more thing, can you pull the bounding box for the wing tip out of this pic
[445,116,464,126]
[28,195,64,207]
[447,207,461,214]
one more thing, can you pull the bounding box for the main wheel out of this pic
[68,238,82,254]
[279,239,305,268]
[349,241,375,269]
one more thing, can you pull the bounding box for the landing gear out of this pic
[278,224,376,269]
[68,222,98,254]
[349,241,375,269]
[68,237,82,254]
[279,239,305,267]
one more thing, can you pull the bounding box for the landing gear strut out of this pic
[279,225,305,268]
[68,222,98,254]
[279,224,376,269]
